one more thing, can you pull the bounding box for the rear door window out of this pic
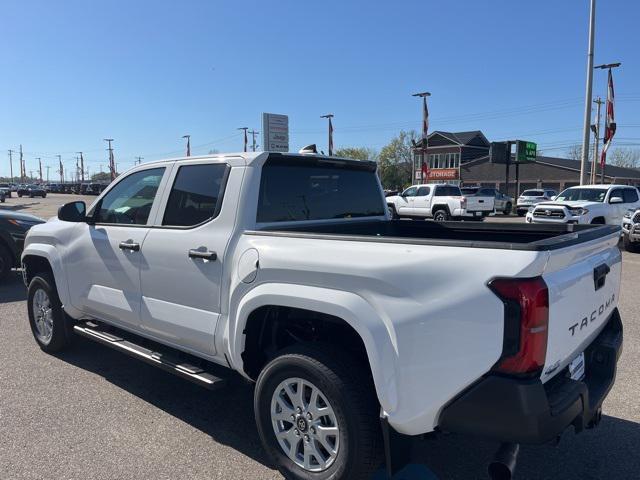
[623,188,639,203]
[435,186,461,196]
[162,163,228,227]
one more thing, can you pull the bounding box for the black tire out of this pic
[503,202,512,215]
[18,193,22,198]
[0,243,13,281]
[432,209,450,221]
[42,193,47,198]
[517,210,526,217]
[27,272,73,352]
[623,234,640,253]
[388,204,399,220]
[255,344,382,480]
[591,217,606,225]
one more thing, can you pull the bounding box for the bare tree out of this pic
[608,148,640,169]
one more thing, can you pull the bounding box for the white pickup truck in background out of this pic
[622,207,640,252]
[526,185,640,226]
[22,152,623,480]
[386,183,494,221]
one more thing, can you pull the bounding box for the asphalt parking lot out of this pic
[1,195,640,479]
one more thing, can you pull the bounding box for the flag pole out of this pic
[412,92,431,184]
[595,62,621,184]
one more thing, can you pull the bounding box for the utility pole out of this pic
[412,92,431,184]
[237,127,248,152]
[590,97,603,184]
[77,152,85,182]
[579,0,596,185]
[46,165,50,182]
[57,155,63,184]
[8,150,14,182]
[104,139,115,181]
[19,144,24,181]
[248,130,259,152]
[182,135,191,157]
[320,114,334,156]
[135,156,143,165]
[37,157,43,183]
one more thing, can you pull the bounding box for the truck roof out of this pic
[565,184,634,190]
[137,151,377,168]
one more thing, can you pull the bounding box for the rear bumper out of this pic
[438,309,622,444]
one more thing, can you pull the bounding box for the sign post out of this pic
[261,113,289,152]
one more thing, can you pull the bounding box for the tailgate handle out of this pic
[593,263,610,291]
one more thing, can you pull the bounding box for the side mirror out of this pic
[58,201,87,222]
[609,196,624,204]
[550,196,556,201]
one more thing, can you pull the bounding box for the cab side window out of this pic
[94,168,165,225]
[403,187,418,197]
[623,188,639,203]
[162,164,228,227]
[416,186,430,196]
[609,189,624,203]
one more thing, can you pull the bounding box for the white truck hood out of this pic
[535,200,601,209]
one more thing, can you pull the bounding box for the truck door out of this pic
[397,186,418,214]
[412,186,431,216]
[139,160,240,357]
[65,167,168,328]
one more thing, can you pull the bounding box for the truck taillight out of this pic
[488,277,549,376]
[460,196,467,208]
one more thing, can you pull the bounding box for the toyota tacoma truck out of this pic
[386,183,494,221]
[526,184,640,226]
[622,207,640,252]
[22,152,623,480]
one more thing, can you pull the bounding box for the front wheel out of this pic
[388,204,399,220]
[255,344,382,480]
[27,273,73,352]
[623,233,640,253]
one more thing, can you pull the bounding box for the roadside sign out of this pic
[516,140,536,163]
[262,113,289,152]
[489,142,509,164]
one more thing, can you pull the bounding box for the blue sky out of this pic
[1,0,639,178]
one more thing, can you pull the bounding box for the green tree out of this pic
[91,172,112,182]
[334,147,377,161]
[377,130,417,189]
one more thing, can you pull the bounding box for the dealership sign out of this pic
[262,113,289,152]
[427,168,459,180]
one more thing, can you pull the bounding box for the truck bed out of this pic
[251,220,619,251]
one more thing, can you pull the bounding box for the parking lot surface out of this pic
[2,195,640,479]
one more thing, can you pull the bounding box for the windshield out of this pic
[521,190,544,197]
[257,156,384,222]
[555,188,606,202]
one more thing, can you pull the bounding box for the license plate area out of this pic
[568,352,585,381]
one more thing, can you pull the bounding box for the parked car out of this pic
[0,210,44,280]
[525,185,640,226]
[45,183,62,193]
[386,183,494,220]
[17,184,47,198]
[22,152,623,480]
[0,183,12,198]
[516,188,557,216]
[622,208,640,252]
[461,186,513,215]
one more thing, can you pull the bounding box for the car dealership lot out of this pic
[1,196,640,479]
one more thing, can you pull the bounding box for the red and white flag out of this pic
[328,117,334,156]
[422,96,429,140]
[600,69,616,169]
[421,160,430,184]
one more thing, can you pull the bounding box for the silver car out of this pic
[516,189,557,216]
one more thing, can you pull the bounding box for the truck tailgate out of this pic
[540,230,621,383]
[466,196,494,212]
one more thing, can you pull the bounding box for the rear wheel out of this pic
[432,209,450,221]
[255,344,382,480]
[27,273,73,352]
[503,202,512,215]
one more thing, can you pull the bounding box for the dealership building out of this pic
[412,130,640,197]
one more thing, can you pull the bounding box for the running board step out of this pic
[73,322,227,390]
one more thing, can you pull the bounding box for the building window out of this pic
[414,153,423,170]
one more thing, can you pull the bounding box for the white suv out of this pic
[516,189,557,216]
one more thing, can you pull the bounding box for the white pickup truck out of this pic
[22,152,623,480]
[526,184,640,226]
[386,183,494,221]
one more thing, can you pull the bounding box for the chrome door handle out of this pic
[119,241,140,251]
[188,249,217,261]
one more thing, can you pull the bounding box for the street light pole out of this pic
[579,0,596,185]
[412,92,431,184]
[320,114,334,156]
[237,127,248,152]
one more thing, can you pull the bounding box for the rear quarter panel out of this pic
[227,233,548,435]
